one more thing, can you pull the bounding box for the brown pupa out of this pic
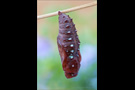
[57,11,81,79]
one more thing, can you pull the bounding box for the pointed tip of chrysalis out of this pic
[58,11,62,15]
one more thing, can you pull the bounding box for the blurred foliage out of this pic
[38,3,97,90]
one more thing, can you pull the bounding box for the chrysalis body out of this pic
[57,11,81,79]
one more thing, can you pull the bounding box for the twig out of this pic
[37,1,97,20]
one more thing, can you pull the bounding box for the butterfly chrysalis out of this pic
[57,11,81,79]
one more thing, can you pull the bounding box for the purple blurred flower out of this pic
[37,36,53,59]
[80,45,97,71]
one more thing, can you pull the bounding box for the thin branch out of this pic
[37,1,97,20]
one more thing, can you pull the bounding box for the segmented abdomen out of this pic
[57,11,81,79]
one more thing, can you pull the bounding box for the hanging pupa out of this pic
[57,11,81,79]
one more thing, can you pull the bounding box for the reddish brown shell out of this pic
[57,11,81,79]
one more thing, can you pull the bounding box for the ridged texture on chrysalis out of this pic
[57,11,81,79]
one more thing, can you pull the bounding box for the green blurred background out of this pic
[37,1,97,90]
